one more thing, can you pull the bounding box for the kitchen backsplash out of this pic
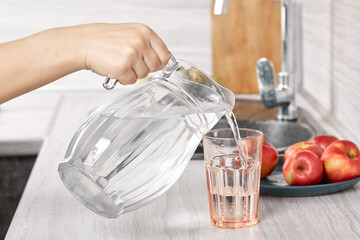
[299,0,360,145]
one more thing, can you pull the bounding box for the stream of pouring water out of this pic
[225,112,249,165]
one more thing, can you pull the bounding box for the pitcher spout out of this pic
[218,84,235,111]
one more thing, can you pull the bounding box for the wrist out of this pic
[39,26,86,72]
[58,26,87,71]
[62,25,89,70]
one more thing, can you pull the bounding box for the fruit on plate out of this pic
[261,141,279,178]
[321,140,360,183]
[282,150,323,186]
[310,135,339,151]
[284,141,323,163]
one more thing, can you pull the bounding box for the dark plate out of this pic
[260,156,360,196]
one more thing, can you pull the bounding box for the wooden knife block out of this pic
[211,0,281,94]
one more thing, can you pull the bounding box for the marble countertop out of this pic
[0,92,58,156]
[6,95,360,240]
[0,91,120,156]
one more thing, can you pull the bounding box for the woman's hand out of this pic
[0,22,169,103]
[75,23,170,84]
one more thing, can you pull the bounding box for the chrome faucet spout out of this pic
[213,0,228,15]
[281,0,289,73]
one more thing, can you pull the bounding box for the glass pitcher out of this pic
[58,55,235,218]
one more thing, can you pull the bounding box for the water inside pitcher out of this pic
[58,55,235,218]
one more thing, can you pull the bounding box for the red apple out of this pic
[310,135,339,151]
[282,150,323,186]
[261,141,279,178]
[284,141,323,163]
[321,140,360,183]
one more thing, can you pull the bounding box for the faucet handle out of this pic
[256,58,277,108]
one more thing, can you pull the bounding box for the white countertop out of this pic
[0,91,119,156]
[0,92,59,156]
[6,95,360,240]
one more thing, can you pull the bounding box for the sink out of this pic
[193,118,315,160]
[213,118,315,153]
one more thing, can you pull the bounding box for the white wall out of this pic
[299,0,360,145]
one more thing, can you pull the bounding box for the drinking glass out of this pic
[203,128,263,228]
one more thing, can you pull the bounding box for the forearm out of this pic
[0,27,83,104]
[0,23,170,104]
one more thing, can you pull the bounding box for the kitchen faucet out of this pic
[214,0,297,121]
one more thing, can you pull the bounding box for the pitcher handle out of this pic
[103,77,117,90]
[162,53,178,74]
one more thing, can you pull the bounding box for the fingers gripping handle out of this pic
[102,53,177,90]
